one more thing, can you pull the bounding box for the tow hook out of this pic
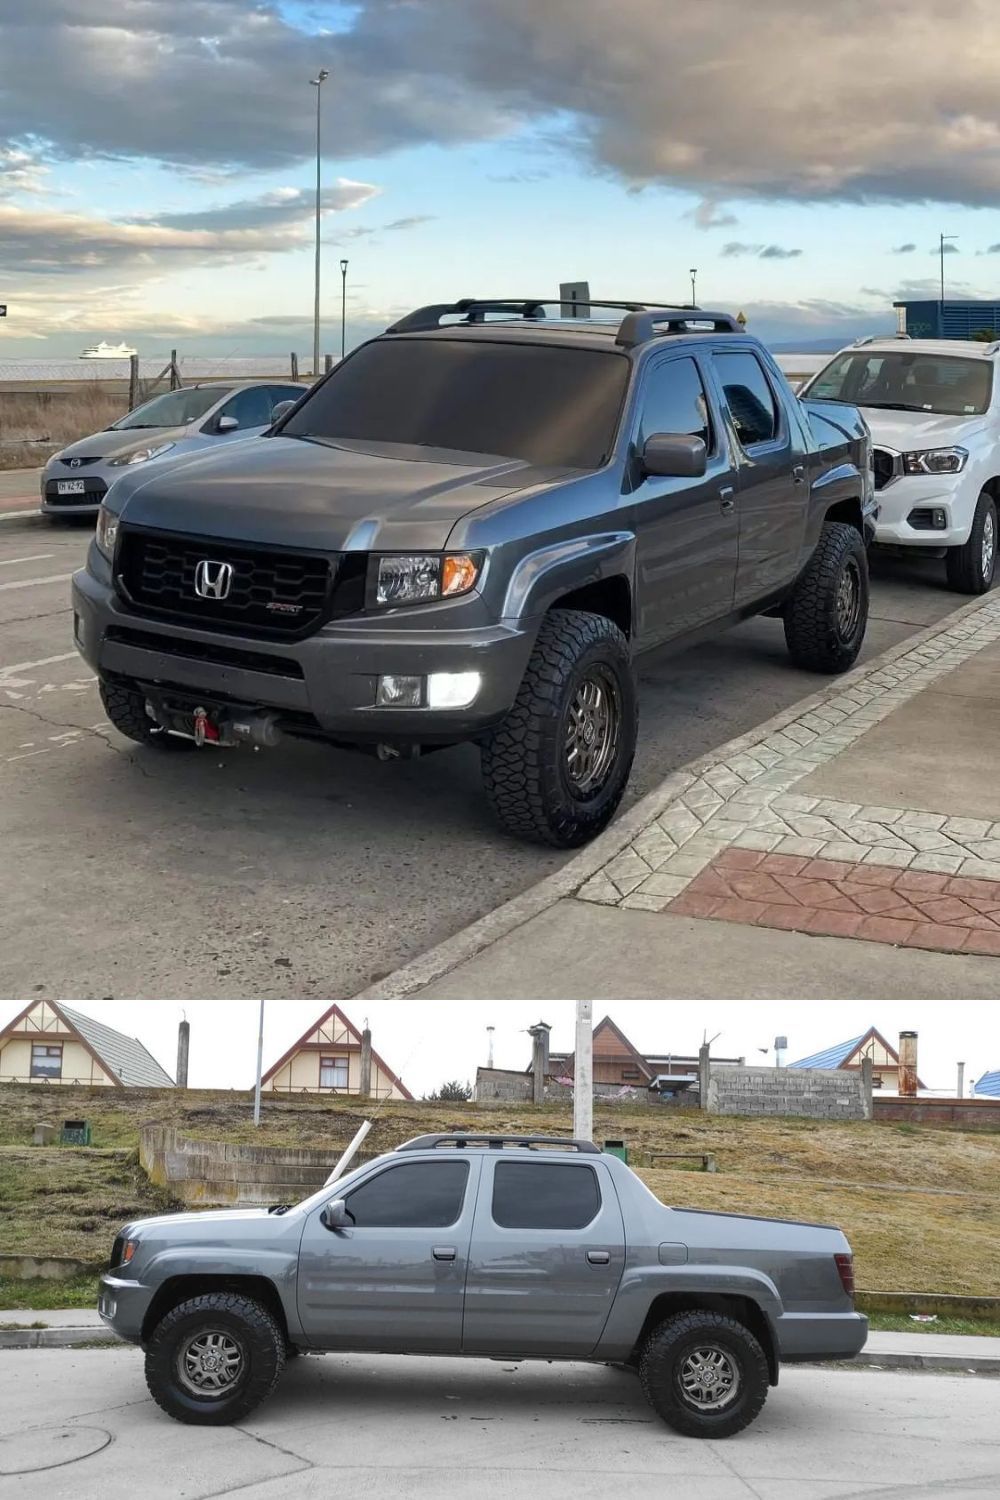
[192,707,220,747]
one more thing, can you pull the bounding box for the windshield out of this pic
[806,351,992,416]
[113,385,232,429]
[281,338,630,468]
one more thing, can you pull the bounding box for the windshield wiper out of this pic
[858,401,929,412]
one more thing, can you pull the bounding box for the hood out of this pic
[123,1206,283,1239]
[856,406,985,450]
[110,434,568,551]
[57,424,189,463]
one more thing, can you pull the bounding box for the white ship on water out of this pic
[79,340,138,360]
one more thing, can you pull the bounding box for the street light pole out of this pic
[690,267,698,306]
[340,258,349,360]
[310,69,329,377]
[253,1000,266,1126]
[939,233,957,321]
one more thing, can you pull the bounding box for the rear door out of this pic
[462,1155,626,1356]
[707,349,808,604]
[297,1156,479,1352]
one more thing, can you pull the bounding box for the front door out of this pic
[707,349,808,603]
[629,353,739,646]
[462,1156,626,1357]
[297,1156,479,1352]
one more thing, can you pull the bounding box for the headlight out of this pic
[373,552,483,607]
[902,447,968,476]
[109,441,176,466]
[95,505,120,558]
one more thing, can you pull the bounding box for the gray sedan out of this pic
[41,380,305,518]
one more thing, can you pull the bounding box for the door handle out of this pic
[586,1249,611,1265]
[719,486,736,514]
[432,1247,457,1261]
[792,464,806,484]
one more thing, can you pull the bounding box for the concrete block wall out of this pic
[139,1125,373,1206]
[705,1066,870,1120]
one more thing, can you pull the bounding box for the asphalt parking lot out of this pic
[0,485,978,999]
[1,1348,997,1500]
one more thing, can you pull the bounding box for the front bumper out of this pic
[775,1310,869,1364]
[40,459,112,516]
[872,473,974,548]
[98,1271,155,1345]
[73,557,538,742]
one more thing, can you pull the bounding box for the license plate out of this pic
[57,479,86,495]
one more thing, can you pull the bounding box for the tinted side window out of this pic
[714,352,779,447]
[344,1161,469,1228]
[492,1162,600,1230]
[637,356,712,451]
[218,387,274,430]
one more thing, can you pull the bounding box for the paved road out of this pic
[0,1348,997,1498]
[0,491,978,998]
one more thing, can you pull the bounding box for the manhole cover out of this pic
[0,1425,112,1474]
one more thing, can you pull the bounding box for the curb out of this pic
[352,586,1000,1000]
[0,1327,122,1349]
[822,1351,1000,1376]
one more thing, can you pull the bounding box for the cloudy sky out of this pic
[1,1000,995,1097]
[3,0,1000,356]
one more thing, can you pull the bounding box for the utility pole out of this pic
[939,233,957,325]
[486,1026,495,1069]
[310,69,329,377]
[253,1000,266,1126]
[690,267,698,306]
[340,258,349,359]
[573,1001,593,1142]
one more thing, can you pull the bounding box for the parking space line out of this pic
[0,651,77,681]
[0,572,73,592]
[0,507,42,520]
[0,553,55,568]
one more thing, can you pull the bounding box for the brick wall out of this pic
[705,1065,870,1120]
[873,1096,1000,1130]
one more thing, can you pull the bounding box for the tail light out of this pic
[834,1253,855,1299]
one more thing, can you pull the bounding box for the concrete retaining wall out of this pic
[0,1253,102,1280]
[873,1097,1000,1130]
[705,1065,870,1120]
[139,1126,371,1206]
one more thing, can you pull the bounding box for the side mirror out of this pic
[321,1198,350,1230]
[641,432,708,479]
[216,414,240,433]
[271,400,296,423]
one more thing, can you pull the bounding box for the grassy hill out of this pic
[1,1083,998,1294]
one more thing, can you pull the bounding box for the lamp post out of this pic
[252,1000,266,1126]
[690,268,698,306]
[340,258,349,359]
[939,233,957,322]
[310,69,329,377]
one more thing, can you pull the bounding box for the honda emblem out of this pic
[194,559,234,600]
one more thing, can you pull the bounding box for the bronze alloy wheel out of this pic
[835,555,863,641]
[563,664,622,799]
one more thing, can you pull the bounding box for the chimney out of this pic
[176,1019,190,1089]
[956,1061,965,1100]
[898,1031,918,1097]
[774,1035,788,1069]
[359,1023,372,1098]
[528,1022,551,1105]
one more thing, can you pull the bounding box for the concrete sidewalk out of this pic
[2,1310,999,1374]
[362,587,1000,1000]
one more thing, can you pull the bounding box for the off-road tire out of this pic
[639,1310,770,1439]
[99,676,195,750]
[144,1292,286,1426]
[783,521,869,673]
[946,491,997,595]
[481,608,637,847]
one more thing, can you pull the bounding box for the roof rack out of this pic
[397,1132,602,1154]
[384,298,744,349]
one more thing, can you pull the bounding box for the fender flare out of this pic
[500,530,636,624]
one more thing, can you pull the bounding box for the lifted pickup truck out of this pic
[99,1132,867,1435]
[74,298,875,847]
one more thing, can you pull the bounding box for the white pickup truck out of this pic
[801,337,999,593]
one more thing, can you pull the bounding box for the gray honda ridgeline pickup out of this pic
[100,1132,867,1435]
[74,299,875,847]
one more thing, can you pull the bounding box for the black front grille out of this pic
[872,448,897,491]
[105,625,305,678]
[109,1232,125,1269]
[116,526,355,638]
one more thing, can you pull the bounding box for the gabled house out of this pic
[974,1071,1000,1098]
[789,1027,926,1092]
[0,999,174,1088]
[543,1015,742,1088]
[260,1004,412,1100]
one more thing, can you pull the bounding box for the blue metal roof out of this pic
[974,1071,1000,1098]
[788,1034,866,1071]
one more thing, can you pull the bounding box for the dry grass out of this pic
[2,1084,998,1292]
[0,388,128,466]
[0,1148,179,1261]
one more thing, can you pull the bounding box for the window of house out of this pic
[491,1162,601,1230]
[30,1044,63,1080]
[621,1067,641,1081]
[713,351,780,447]
[344,1161,470,1228]
[319,1055,349,1089]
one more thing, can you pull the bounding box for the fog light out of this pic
[427,671,482,709]
[376,674,423,707]
[73,612,84,647]
[932,508,947,530]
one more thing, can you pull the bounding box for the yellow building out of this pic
[0,1000,174,1088]
[260,1004,412,1100]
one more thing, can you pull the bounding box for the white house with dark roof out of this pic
[0,1000,174,1088]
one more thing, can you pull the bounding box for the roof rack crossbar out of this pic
[615,308,744,348]
[397,1132,602,1154]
